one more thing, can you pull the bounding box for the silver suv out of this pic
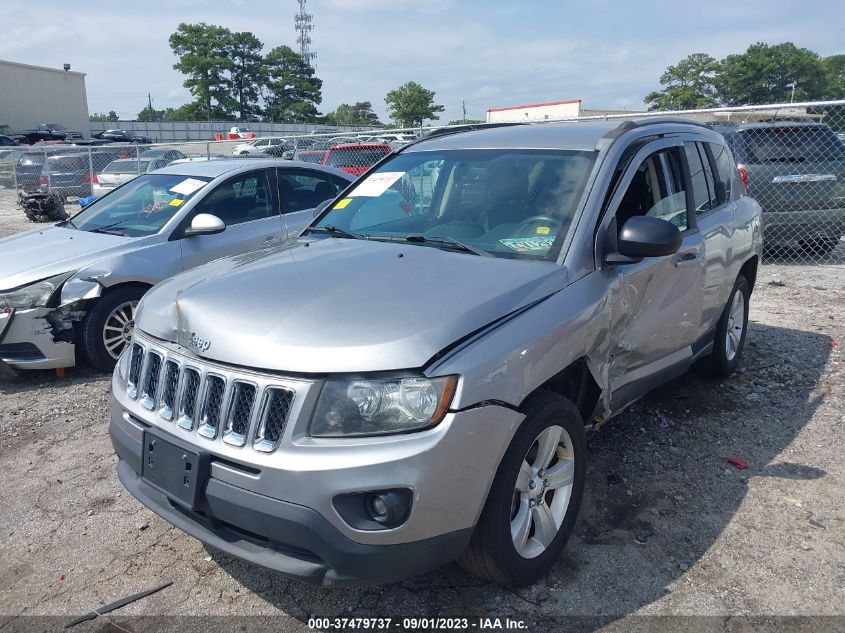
[110,119,762,587]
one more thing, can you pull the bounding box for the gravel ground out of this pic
[0,186,843,632]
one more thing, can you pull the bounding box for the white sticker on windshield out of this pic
[499,236,556,252]
[348,171,405,197]
[169,178,207,196]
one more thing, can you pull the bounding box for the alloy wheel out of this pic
[510,425,575,559]
[102,300,138,360]
[725,290,745,362]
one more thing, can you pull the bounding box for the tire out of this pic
[81,286,146,372]
[458,391,587,587]
[701,275,750,378]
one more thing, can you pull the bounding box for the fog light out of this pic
[333,489,413,530]
[371,495,389,518]
[365,490,411,526]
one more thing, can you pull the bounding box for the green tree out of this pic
[822,54,845,99]
[161,102,207,121]
[137,105,166,121]
[715,42,828,105]
[384,81,444,127]
[227,31,266,120]
[169,23,235,121]
[89,111,119,122]
[324,101,381,126]
[644,53,719,111]
[262,45,322,122]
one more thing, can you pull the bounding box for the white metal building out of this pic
[0,59,89,136]
[486,99,581,123]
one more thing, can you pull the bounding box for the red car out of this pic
[324,143,392,176]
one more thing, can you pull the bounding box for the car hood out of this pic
[136,237,570,373]
[0,226,136,291]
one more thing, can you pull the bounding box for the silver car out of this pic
[109,119,763,587]
[0,160,353,371]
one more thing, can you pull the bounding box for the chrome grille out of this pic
[158,360,180,421]
[177,367,201,430]
[126,343,144,399]
[198,375,226,439]
[139,351,162,410]
[223,382,257,447]
[254,387,294,453]
[125,338,298,453]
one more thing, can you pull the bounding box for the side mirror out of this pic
[184,213,225,237]
[614,215,682,260]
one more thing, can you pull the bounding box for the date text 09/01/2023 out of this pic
[307,617,529,630]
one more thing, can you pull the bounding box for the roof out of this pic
[154,158,355,180]
[486,99,582,113]
[410,120,619,151]
[410,118,715,152]
[0,58,86,77]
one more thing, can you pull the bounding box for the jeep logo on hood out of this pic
[188,333,211,353]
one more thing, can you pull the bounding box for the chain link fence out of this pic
[1,100,843,263]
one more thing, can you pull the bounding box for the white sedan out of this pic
[92,158,171,196]
[232,137,289,155]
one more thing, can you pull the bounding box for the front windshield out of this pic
[69,173,211,237]
[314,148,596,260]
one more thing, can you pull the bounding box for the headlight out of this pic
[310,375,458,437]
[0,272,74,309]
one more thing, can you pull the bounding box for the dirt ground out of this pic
[0,185,843,632]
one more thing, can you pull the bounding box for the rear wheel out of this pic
[81,286,145,372]
[458,391,586,587]
[702,275,750,378]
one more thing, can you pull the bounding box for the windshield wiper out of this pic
[89,219,129,235]
[405,234,493,257]
[306,225,365,240]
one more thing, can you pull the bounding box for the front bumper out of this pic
[109,353,524,586]
[0,307,75,369]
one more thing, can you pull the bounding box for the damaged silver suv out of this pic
[110,119,762,587]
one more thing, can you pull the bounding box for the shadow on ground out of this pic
[203,322,830,626]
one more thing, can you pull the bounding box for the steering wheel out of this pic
[514,215,563,234]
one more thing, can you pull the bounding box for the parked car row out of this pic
[0,119,764,590]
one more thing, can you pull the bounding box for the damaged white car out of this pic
[0,160,353,371]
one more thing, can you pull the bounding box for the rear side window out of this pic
[684,142,718,215]
[707,142,734,203]
[278,169,338,213]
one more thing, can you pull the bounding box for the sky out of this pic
[0,0,842,125]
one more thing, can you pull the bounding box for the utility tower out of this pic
[294,0,316,67]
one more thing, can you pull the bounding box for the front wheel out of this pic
[458,391,586,587]
[81,286,145,372]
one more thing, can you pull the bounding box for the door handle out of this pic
[674,250,699,268]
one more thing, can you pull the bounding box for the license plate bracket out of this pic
[141,429,209,510]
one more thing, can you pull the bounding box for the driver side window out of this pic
[615,148,689,233]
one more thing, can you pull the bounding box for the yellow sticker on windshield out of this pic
[536,226,551,235]
[169,198,184,206]
[333,198,352,209]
